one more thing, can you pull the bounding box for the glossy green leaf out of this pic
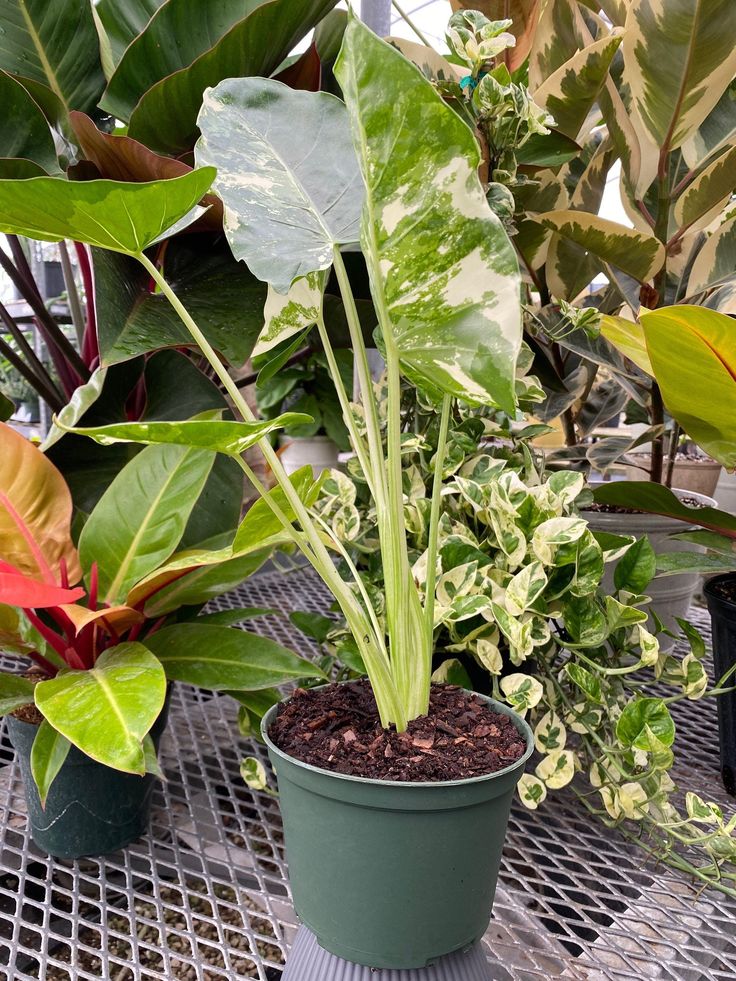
[30,720,70,806]
[0,72,58,172]
[79,442,215,604]
[622,0,736,151]
[231,687,281,740]
[145,623,326,690]
[127,0,340,155]
[196,77,362,293]
[66,414,312,456]
[95,0,167,69]
[233,465,325,552]
[34,644,167,774]
[688,217,736,294]
[593,481,736,538]
[616,696,675,750]
[0,170,215,254]
[102,0,274,119]
[515,130,582,169]
[336,17,522,411]
[535,211,665,283]
[641,305,736,468]
[533,32,623,140]
[674,146,736,231]
[142,549,270,617]
[195,607,276,626]
[94,240,266,366]
[0,672,34,715]
[289,611,334,643]
[614,537,656,593]
[0,0,105,114]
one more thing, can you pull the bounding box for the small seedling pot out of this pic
[262,690,533,970]
[6,688,172,859]
[704,574,736,796]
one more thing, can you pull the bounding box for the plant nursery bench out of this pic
[0,567,733,981]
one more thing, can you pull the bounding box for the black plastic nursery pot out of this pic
[262,689,533,970]
[704,575,736,796]
[6,687,172,859]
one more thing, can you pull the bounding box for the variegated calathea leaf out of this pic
[622,0,736,151]
[195,77,363,293]
[533,31,623,140]
[687,216,736,294]
[682,79,736,169]
[254,271,327,358]
[534,211,665,284]
[673,146,736,232]
[335,17,522,412]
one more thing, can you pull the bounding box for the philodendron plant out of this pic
[0,16,524,733]
[311,398,736,895]
[0,422,324,802]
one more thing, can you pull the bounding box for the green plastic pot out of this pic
[262,689,533,970]
[6,687,172,860]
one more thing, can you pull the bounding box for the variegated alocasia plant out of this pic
[310,397,736,894]
[400,3,736,484]
[0,422,323,803]
[0,15,524,731]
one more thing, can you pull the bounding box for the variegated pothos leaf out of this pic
[334,17,522,413]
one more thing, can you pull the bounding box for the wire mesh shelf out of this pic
[0,566,735,980]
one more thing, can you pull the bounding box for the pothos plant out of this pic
[0,421,324,803]
[0,16,525,733]
[311,393,736,895]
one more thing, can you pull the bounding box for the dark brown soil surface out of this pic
[12,670,44,725]
[269,680,526,782]
[709,577,736,604]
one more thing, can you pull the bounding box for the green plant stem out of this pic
[423,394,452,649]
[391,0,432,46]
[137,250,403,728]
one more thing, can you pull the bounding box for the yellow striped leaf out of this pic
[687,216,736,294]
[682,80,736,169]
[674,146,736,231]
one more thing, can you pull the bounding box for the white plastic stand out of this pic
[282,925,492,980]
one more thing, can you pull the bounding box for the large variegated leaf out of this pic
[688,217,736,294]
[641,305,736,467]
[0,170,215,255]
[682,80,736,169]
[528,0,583,91]
[335,17,522,411]
[533,32,623,140]
[254,271,326,357]
[195,77,362,293]
[535,211,665,283]
[0,0,105,114]
[449,0,542,71]
[545,233,599,302]
[623,0,736,151]
[674,147,736,231]
[385,38,464,83]
[127,0,339,155]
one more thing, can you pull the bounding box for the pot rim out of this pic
[261,684,534,791]
[704,572,736,612]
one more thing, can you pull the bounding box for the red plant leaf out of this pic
[0,572,84,608]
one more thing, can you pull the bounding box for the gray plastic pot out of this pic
[585,485,715,647]
[6,687,171,860]
[262,690,533,970]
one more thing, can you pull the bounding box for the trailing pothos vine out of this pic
[312,390,736,897]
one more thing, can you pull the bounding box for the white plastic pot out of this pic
[585,486,716,648]
[280,436,340,477]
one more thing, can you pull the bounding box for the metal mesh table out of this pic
[1,566,735,981]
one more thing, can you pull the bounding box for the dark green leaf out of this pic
[289,611,335,643]
[593,481,736,538]
[614,536,656,592]
[30,720,71,806]
[0,673,34,715]
[616,697,675,750]
[0,72,58,172]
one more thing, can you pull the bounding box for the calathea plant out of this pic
[0,16,527,733]
[313,396,736,895]
[0,421,323,803]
